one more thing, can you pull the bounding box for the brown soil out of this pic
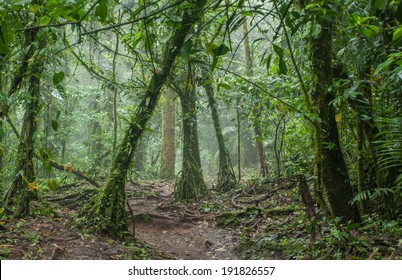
[0,206,131,260]
[127,183,238,259]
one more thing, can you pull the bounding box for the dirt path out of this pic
[1,182,239,260]
[126,183,238,260]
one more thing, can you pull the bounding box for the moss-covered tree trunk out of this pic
[0,54,5,174]
[3,29,45,217]
[310,9,359,223]
[175,72,207,201]
[0,5,40,187]
[242,18,269,177]
[159,86,176,180]
[203,73,236,191]
[80,0,207,238]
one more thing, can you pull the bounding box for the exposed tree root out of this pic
[46,188,99,207]
[217,206,296,226]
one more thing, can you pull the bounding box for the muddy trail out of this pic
[126,183,238,260]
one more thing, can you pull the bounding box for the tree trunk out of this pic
[203,72,236,191]
[0,54,5,174]
[236,98,242,179]
[112,29,120,152]
[175,73,207,201]
[159,86,176,180]
[4,30,45,217]
[0,11,40,184]
[297,174,320,240]
[134,139,147,173]
[80,1,207,238]
[310,10,359,223]
[242,18,269,177]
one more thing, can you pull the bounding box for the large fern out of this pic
[375,117,402,176]
[352,117,402,215]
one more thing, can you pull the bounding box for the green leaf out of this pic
[39,147,52,161]
[218,83,232,90]
[40,147,53,172]
[42,160,52,172]
[392,26,402,44]
[202,79,212,86]
[205,43,217,57]
[0,126,5,139]
[361,25,379,38]
[51,120,58,131]
[273,44,284,57]
[47,179,58,191]
[181,39,193,63]
[0,25,14,54]
[373,0,387,10]
[305,3,318,10]
[396,0,402,23]
[28,4,40,13]
[211,56,218,72]
[52,71,65,85]
[264,54,272,71]
[39,16,52,26]
[56,84,65,94]
[0,91,8,105]
[346,222,361,232]
[36,103,44,114]
[278,58,287,75]
[95,0,108,22]
[208,44,229,71]
[212,44,230,57]
[349,14,361,25]
[374,59,392,75]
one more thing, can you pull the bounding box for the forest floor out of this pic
[0,181,239,260]
[1,178,401,260]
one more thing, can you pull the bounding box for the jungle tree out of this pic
[198,24,236,190]
[1,0,51,217]
[173,60,207,201]
[338,0,402,217]
[81,0,209,238]
[0,53,5,173]
[3,32,46,217]
[306,0,359,223]
[202,69,237,191]
[159,86,176,180]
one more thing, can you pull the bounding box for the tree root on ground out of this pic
[217,206,296,226]
[46,188,100,207]
[133,212,175,221]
